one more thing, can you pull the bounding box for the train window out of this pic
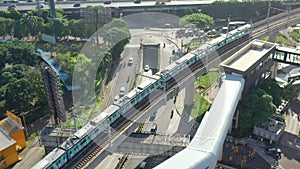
[81,139,87,145]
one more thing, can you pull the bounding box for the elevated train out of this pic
[32,23,251,169]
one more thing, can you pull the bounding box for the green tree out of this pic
[107,27,130,45]
[258,78,282,106]
[69,19,83,40]
[14,20,28,39]
[20,12,38,38]
[238,89,276,136]
[0,64,46,115]
[54,18,69,39]
[0,41,40,69]
[180,13,214,28]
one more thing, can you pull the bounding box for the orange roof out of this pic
[0,117,22,135]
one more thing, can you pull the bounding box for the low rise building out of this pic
[0,112,26,169]
[253,118,285,144]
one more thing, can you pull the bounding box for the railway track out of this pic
[70,9,300,169]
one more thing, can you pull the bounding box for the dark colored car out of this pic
[7,4,16,11]
[133,0,141,3]
[73,3,80,7]
[265,148,281,158]
[104,0,112,4]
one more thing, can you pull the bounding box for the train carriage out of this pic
[32,148,67,169]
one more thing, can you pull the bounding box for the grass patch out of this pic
[190,96,210,123]
[190,71,220,123]
[261,36,270,42]
[289,28,300,40]
[276,33,297,47]
[195,71,220,93]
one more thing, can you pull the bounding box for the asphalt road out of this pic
[110,45,139,104]
[278,110,300,169]
[0,0,214,11]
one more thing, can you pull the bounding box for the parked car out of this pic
[144,65,150,71]
[128,57,133,65]
[113,95,119,103]
[265,147,281,158]
[119,87,125,97]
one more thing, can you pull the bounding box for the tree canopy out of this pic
[180,13,214,28]
[238,87,276,136]
[0,41,46,120]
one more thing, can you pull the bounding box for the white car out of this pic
[119,87,125,97]
[113,95,119,103]
[128,57,133,65]
[144,65,150,71]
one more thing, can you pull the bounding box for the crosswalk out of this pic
[247,138,285,169]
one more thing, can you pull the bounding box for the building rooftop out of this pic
[0,117,22,135]
[221,40,275,72]
[38,49,80,91]
[40,126,75,138]
[0,128,16,151]
[276,45,300,54]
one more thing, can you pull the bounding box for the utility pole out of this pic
[249,19,253,41]
[49,0,56,38]
[266,1,271,29]
[225,15,231,39]
[160,70,167,104]
[95,8,99,44]
[287,5,291,28]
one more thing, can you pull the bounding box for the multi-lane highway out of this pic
[0,0,215,11]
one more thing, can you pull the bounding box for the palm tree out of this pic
[20,12,37,39]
